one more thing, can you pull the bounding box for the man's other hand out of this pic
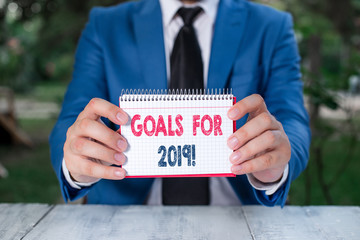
[63,98,128,183]
[227,94,291,183]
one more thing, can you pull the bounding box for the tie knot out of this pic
[177,6,203,26]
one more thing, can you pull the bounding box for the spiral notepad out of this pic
[119,89,235,178]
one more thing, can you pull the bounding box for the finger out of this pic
[227,94,268,121]
[70,137,127,166]
[79,98,128,125]
[69,156,127,180]
[74,118,128,152]
[231,151,279,175]
[227,112,280,150]
[229,130,281,165]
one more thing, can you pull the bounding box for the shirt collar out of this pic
[159,0,220,27]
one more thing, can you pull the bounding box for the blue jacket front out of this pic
[49,0,311,206]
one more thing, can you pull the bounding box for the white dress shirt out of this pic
[62,0,289,205]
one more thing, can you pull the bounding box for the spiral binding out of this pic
[119,89,233,102]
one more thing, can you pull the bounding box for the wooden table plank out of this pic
[304,206,360,240]
[23,205,253,240]
[0,203,53,240]
[243,206,360,240]
[242,206,325,239]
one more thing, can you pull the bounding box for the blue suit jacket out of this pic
[49,0,310,206]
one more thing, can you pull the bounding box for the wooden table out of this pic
[0,204,359,240]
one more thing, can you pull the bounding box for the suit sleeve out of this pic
[253,13,311,207]
[49,8,108,202]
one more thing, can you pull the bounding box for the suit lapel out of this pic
[207,0,249,89]
[132,0,167,90]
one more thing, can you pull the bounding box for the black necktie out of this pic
[163,7,210,205]
[169,6,204,90]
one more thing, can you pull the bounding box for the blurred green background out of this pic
[0,0,359,205]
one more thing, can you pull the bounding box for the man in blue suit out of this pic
[49,0,310,206]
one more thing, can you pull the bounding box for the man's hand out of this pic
[227,94,291,183]
[63,98,128,183]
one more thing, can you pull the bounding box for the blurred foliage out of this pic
[0,118,60,203]
[0,0,126,91]
[289,135,360,205]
